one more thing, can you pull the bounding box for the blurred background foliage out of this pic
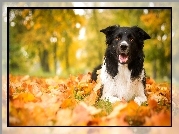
[4,2,172,82]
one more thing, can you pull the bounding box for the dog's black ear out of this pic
[132,26,151,40]
[100,25,120,35]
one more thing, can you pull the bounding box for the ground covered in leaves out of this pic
[9,73,171,126]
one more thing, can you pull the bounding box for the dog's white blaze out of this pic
[120,41,128,46]
[100,62,147,105]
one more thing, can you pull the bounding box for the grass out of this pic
[94,99,113,115]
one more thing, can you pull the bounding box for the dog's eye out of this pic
[129,38,134,42]
[115,37,121,41]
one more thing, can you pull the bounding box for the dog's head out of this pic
[100,25,151,64]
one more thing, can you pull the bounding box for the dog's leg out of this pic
[134,83,147,105]
[134,95,147,105]
[101,95,121,103]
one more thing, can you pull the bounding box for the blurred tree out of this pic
[9,9,85,75]
[9,9,32,73]
[141,9,171,80]
[84,9,105,69]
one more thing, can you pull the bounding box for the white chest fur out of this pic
[100,63,147,105]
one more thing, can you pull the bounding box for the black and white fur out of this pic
[92,25,151,105]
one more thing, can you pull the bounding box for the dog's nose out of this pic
[120,41,128,50]
[120,44,128,50]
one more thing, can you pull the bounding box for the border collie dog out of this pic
[92,25,151,105]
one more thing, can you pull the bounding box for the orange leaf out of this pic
[146,77,155,85]
[56,109,72,125]
[148,99,158,109]
[107,103,127,119]
[144,110,171,126]
[72,103,92,125]
[60,99,77,108]
[84,91,98,105]
[122,101,139,113]
[13,92,36,103]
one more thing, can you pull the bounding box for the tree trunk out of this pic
[63,31,71,72]
[153,60,157,79]
[54,42,57,74]
[65,42,69,71]
[39,49,50,72]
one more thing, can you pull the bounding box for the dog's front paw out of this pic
[103,96,121,103]
[134,96,147,105]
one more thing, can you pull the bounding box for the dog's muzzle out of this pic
[118,41,129,64]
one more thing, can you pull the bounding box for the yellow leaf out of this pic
[13,92,35,102]
[79,102,101,115]
[107,103,127,119]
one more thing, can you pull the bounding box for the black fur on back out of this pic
[91,64,102,81]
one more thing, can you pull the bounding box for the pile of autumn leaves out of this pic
[9,73,171,126]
